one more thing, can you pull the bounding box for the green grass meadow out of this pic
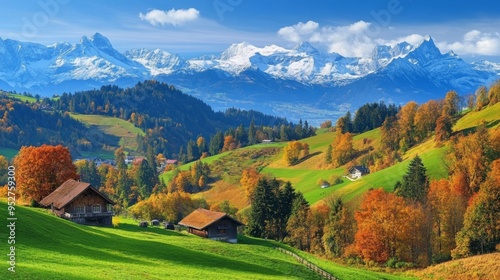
[70,114,145,152]
[0,147,19,160]
[454,102,500,132]
[0,201,417,280]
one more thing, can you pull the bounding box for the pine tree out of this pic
[276,182,296,240]
[209,131,224,156]
[395,155,429,203]
[247,179,271,238]
[248,119,257,145]
[247,179,279,239]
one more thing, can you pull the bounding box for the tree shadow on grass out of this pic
[26,217,286,277]
[115,222,186,237]
[454,119,500,135]
[294,151,321,165]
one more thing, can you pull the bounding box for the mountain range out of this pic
[1,32,499,124]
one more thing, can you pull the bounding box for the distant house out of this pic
[179,208,244,243]
[40,179,115,226]
[133,156,146,165]
[125,156,135,165]
[262,139,273,144]
[349,166,370,180]
[165,159,178,165]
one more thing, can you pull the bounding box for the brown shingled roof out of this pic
[39,179,114,209]
[178,208,243,230]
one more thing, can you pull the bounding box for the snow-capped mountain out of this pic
[0,33,498,123]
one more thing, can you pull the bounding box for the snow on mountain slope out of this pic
[472,60,500,75]
[124,48,185,75]
[53,33,146,82]
[0,33,498,121]
[0,33,147,90]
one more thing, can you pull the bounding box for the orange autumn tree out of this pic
[353,189,428,265]
[240,168,263,199]
[428,179,467,258]
[15,145,78,203]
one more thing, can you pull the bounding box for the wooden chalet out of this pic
[349,166,370,180]
[179,208,244,243]
[40,179,115,226]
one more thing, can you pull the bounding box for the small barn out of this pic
[349,166,370,180]
[179,208,244,243]
[40,179,115,226]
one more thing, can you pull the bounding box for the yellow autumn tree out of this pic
[283,141,309,166]
[331,132,354,167]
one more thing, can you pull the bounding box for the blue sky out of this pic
[1,0,500,61]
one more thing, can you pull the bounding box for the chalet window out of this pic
[92,205,101,213]
[107,204,113,213]
[218,229,227,235]
[75,205,85,213]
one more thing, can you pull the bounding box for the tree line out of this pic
[0,97,97,153]
[50,80,300,158]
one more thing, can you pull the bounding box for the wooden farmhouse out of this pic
[179,208,244,243]
[40,179,115,226]
[349,166,370,180]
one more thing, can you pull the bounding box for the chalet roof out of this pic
[178,208,244,230]
[349,165,370,174]
[39,179,115,209]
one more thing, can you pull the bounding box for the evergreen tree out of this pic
[136,160,155,198]
[79,160,101,188]
[248,119,256,145]
[209,131,224,156]
[276,182,296,240]
[247,179,270,238]
[280,124,289,141]
[146,145,158,184]
[235,124,247,146]
[178,146,187,163]
[186,140,198,162]
[114,147,130,206]
[395,155,429,203]
[247,179,279,239]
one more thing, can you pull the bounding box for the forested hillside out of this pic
[0,96,96,153]
[52,80,293,157]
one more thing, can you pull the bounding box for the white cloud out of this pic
[278,21,500,59]
[277,21,319,43]
[437,30,500,56]
[382,34,425,47]
[139,8,200,27]
[278,20,376,57]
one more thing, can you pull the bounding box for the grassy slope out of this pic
[161,126,450,208]
[414,253,500,280]
[70,114,145,155]
[0,201,414,280]
[2,92,37,103]
[0,147,18,159]
[454,102,500,132]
